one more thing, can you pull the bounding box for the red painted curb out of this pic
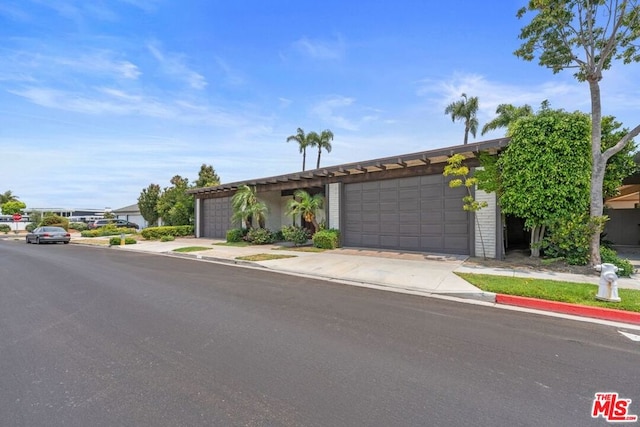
[496,294,640,325]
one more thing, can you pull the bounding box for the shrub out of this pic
[40,214,69,231]
[109,236,137,246]
[281,225,310,246]
[226,228,246,243]
[600,246,634,277]
[542,214,592,265]
[25,223,36,232]
[0,224,10,233]
[69,222,88,231]
[80,226,136,238]
[141,225,194,240]
[245,228,275,245]
[160,235,175,242]
[313,229,341,249]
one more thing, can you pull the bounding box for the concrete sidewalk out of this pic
[89,236,640,328]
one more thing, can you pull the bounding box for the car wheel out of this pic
[26,237,30,244]
[63,241,69,244]
[35,237,40,245]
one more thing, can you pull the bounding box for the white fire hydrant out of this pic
[594,263,621,302]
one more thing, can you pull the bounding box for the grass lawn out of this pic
[214,241,251,247]
[457,273,640,313]
[236,254,297,262]
[173,246,212,253]
[273,246,325,252]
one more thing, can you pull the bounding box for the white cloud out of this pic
[293,35,346,60]
[148,42,207,89]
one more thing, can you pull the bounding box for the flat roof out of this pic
[188,138,509,196]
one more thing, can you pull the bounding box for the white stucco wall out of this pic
[327,182,341,230]
[474,189,497,259]
[259,191,283,231]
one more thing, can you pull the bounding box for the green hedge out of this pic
[245,228,276,244]
[69,222,89,231]
[109,236,137,245]
[141,225,194,240]
[0,224,10,233]
[281,225,309,246]
[312,229,341,249]
[81,226,137,237]
[226,228,246,243]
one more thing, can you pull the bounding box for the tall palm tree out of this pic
[481,104,533,135]
[444,93,479,145]
[308,129,334,169]
[286,128,311,171]
[286,189,324,233]
[0,190,19,205]
[231,185,267,229]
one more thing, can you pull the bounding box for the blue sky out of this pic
[1,0,638,210]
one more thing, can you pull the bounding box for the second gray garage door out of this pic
[202,197,232,238]
[343,175,470,254]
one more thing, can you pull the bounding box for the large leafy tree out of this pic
[515,0,640,264]
[1,200,26,215]
[194,164,221,188]
[498,108,592,257]
[231,185,267,229]
[156,175,193,226]
[287,128,312,171]
[0,190,19,205]
[481,104,534,135]
[444,93,479,145]
[308,129,334,169]
[286,189,324,233]
[138,183,161,227]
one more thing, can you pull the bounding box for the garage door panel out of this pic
[202,197,231,238]
[344,176,470,254]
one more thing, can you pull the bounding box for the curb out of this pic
[496,294,640,325]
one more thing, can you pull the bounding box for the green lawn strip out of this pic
[214,241,251,247]
[272,246,325,252]
[456,273,640,313]
[236,254,297,262]
[173,246,212,253]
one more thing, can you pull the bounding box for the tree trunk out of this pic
[529,224,545,258]
[463,127,469,145]
[302,148,306,171]
[316,147,321,169]
[589,78,604,266]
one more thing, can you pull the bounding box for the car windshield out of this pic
[43,227,65,232]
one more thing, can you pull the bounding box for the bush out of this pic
[245,228,275,245]
[600,246,634,277]
[226,228,246,243]
[40,214,69,231]
[81,225,136,238]
[542,214,592,265]
[0,224,10,233]
[281,225,310,246]
[26,223,36,232]
[312,229,341,249]
[141,225,194,240]
[109,236,137,246]
[69,222,88,231]
[160,235,175,242]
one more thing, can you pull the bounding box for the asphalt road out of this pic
[1,238,639,427]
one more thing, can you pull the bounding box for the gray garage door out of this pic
[344,175,470,254]
[202,197,232,238]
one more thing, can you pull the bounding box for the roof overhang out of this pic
[188,138,509,197]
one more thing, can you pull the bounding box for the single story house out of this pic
[189,139,509,259]
[113,203,148,229]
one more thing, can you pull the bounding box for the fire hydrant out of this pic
[594,263,621,302]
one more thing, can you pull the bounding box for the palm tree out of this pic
[286,128,312,171]
[308,129,334,169]
[231,185,267,229]
[481,104,533,135]
[286,189,324,233]
[444,93,479,145]
[0,190,19,205]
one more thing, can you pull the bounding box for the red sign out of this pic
[12,213,22,221]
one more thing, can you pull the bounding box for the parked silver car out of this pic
[26,226,71,244]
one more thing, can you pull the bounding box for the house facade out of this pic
[188,139,510,259]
